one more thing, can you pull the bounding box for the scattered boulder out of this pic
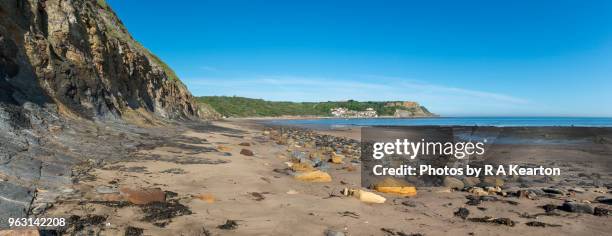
[480,177,504,187]
[467,187,488,196]
[342,188,386,204]
[141,201,192,223]
[240,149,254,156]
[462,177,480,187]
[443,177,464,190]
[595,196,612,205]
[454,207,470,219]
[373,178,417,196]
[289,162,315,172]
[594,207,609,216]
[525,221,561,227]
[218,220,239,230]
[516,189,538,199]
[330,152,344,164]
[559,201,594,214]
[468,216,515,227]
[541,188,566,195]
[542,204,558,212]
[125,226,144,236]
[294,170,332,182]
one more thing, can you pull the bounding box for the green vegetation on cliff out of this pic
[196,96,432,117]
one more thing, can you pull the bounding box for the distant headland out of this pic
[196,96,436,118]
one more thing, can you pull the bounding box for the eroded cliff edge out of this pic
[0,0,210,225]
[1,0,202,121]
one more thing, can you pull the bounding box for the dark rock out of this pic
[541,188,566,195]
[468,216,515,227]
[542,204,558,212]
[250,192,265,201]
[240,149,254,156]
[60,215,108,234]
[454,207,470,219]
[596,196,612,205]
[525,221,561,227]
[164,191,178,199]
[401,200,417,207]
[160,168,186,174]
[218,220,239,230]
[238,142,251,146]
[559,201,594,214]
[141,200,192,223]
[594,207,609,216]
[125,226,144,236]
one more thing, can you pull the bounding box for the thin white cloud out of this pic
[183,74,531,115]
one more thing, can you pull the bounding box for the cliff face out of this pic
[0,0,201,121]
[385,101,435,117]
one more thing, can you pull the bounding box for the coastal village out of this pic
[329,101,434,118]
[330,107,378,118]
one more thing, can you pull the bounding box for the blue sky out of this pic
[107,0,612,116]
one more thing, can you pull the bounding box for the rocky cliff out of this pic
[0,0,212,225]
[385,101,435,117]
[0,0,202,122]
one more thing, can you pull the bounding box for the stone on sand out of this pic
[559,201,594,214]
[240,148,254,156]
[217,145,232,152]
[194,193,215,203]
[443,177,464,190]
[294,170,332,182]
[330,152,344,164]
[119,187,166,205]
[373,178,417,196]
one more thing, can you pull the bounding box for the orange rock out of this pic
[290,162,315,172]
[195,193,215,203]
[330,152,344,164]
[373,178,417,196]
[294,170,332,182]
[217,145,232,152]
[119,187,165,205]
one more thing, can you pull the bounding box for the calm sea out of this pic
[266,117,612,128]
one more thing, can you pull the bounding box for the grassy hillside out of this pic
[196,96,431,117]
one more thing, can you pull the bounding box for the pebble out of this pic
[240,149,254,156]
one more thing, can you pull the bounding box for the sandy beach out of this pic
[4,119,602,236]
